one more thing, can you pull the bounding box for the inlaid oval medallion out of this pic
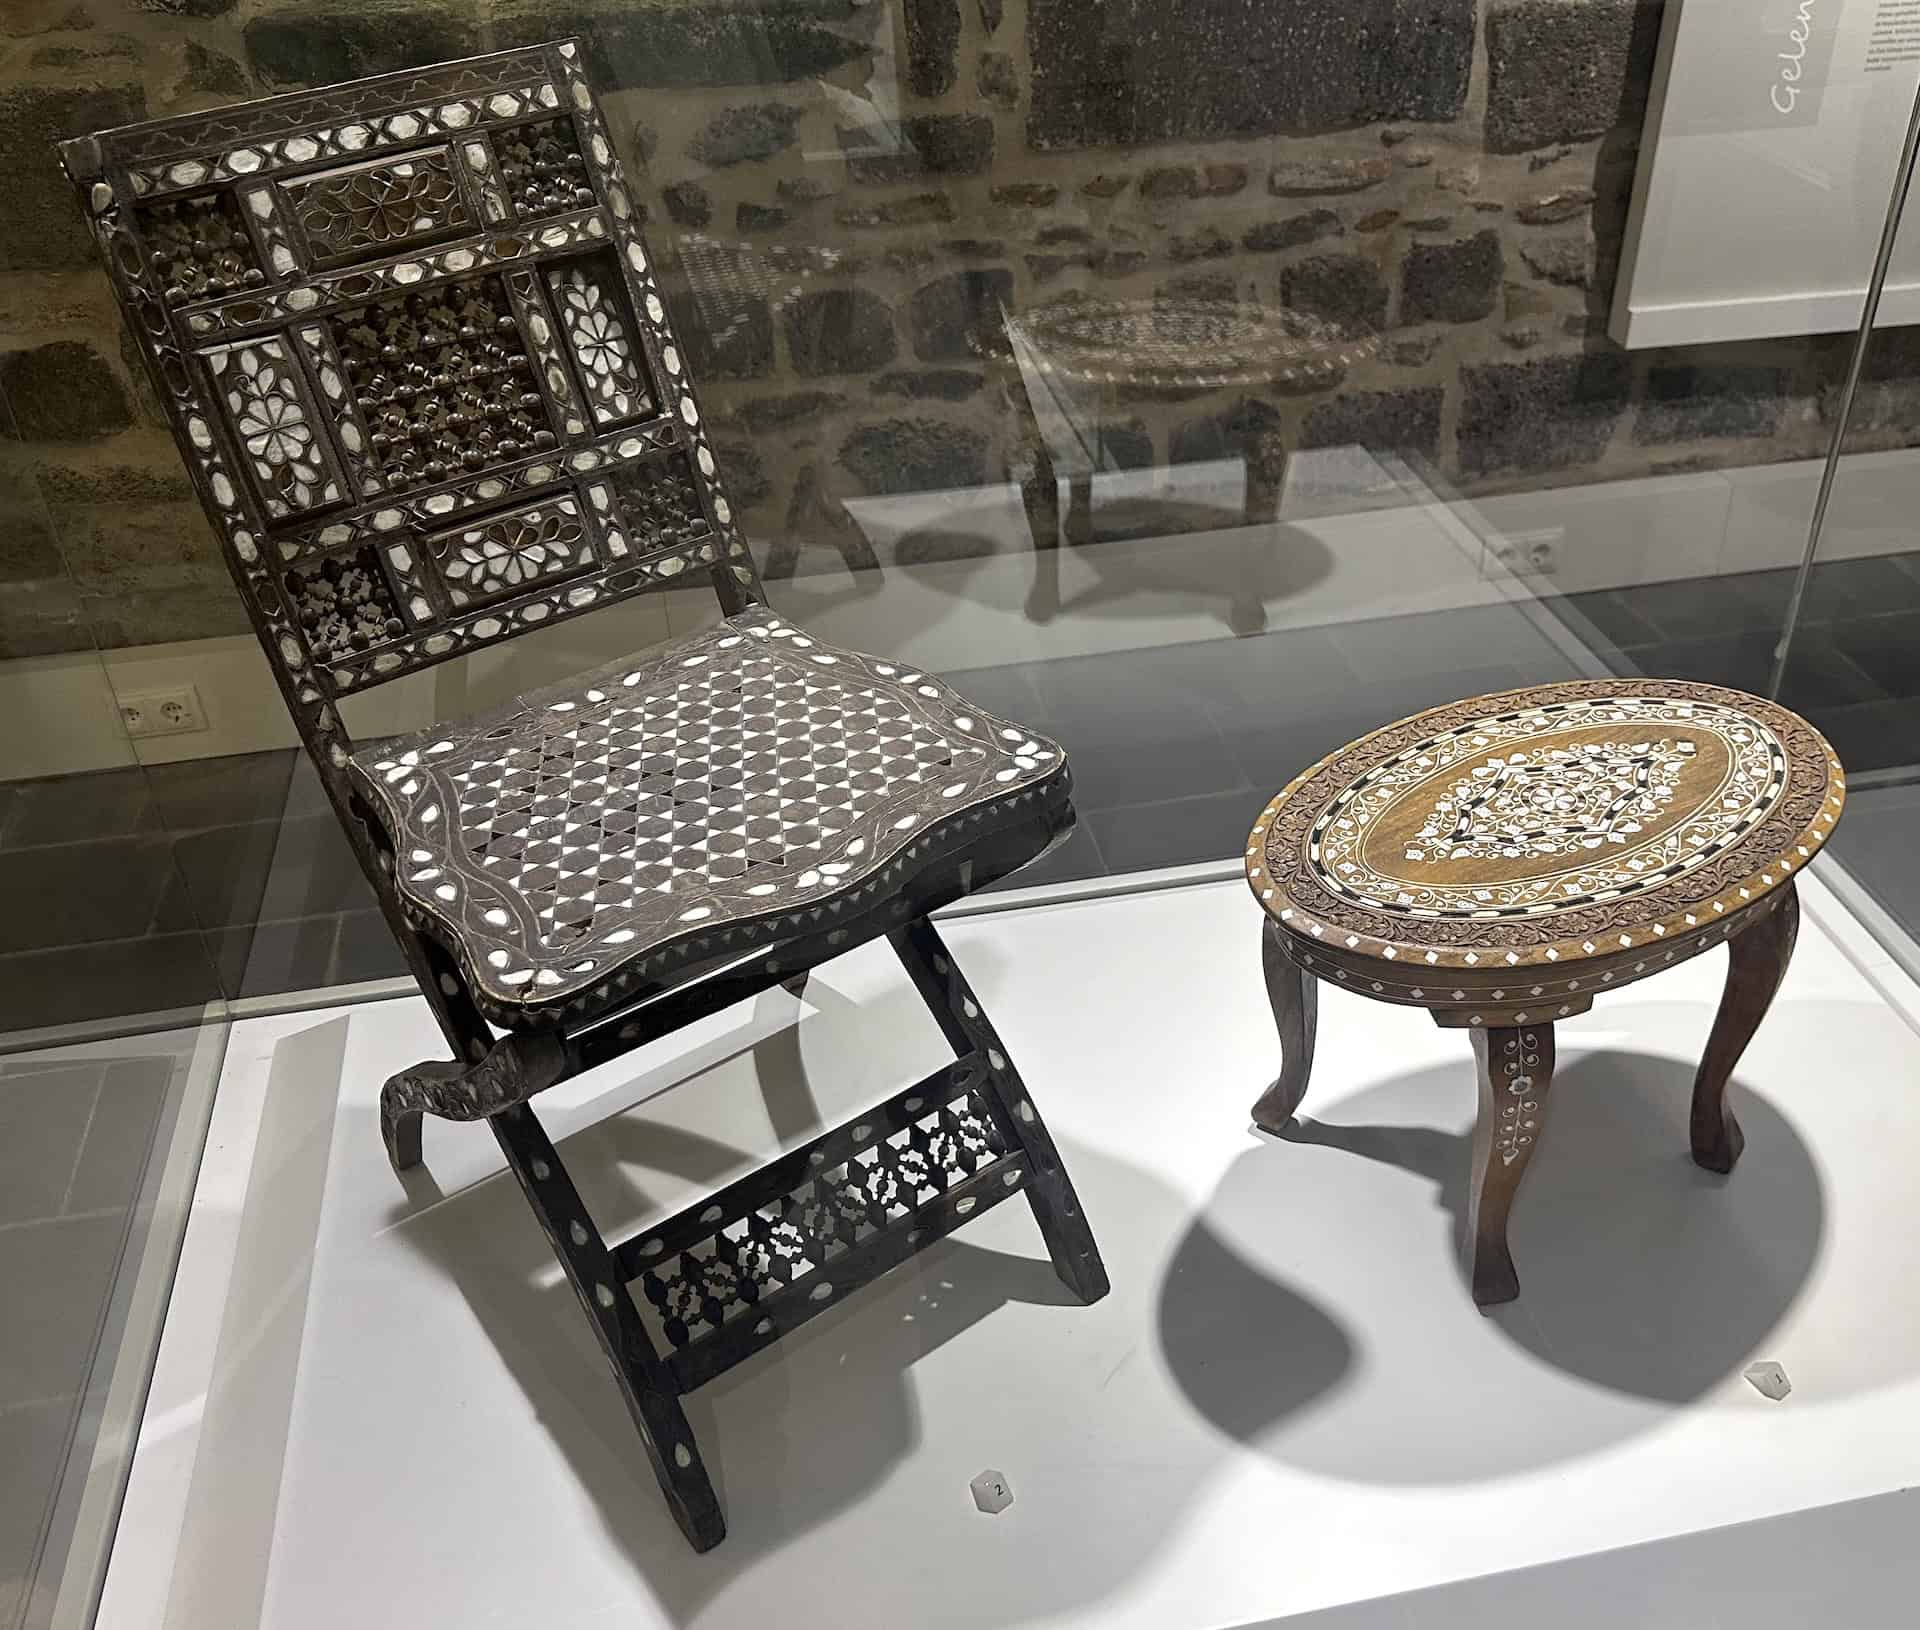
[1247,681,1845,970]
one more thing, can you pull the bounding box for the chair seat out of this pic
[350,610,1071,1025]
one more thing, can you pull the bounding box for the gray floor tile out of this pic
[328,910,409,986]
[1554,588,1665,650]
[1086,787,1267,873]
[0,1396,75,1630]
[0,839,180,954]
[984,819,1107,893]
[63,1058,170,1217]
[0,1212,125,1406]
[1620,630,1881,710]
[0,933,220,1035]
[1829,784,1920,935]
[0,1067,101,1227]
[168,821,282,929]
[1228,665,1533,793]
[255,815,379,923]
[1825,609,1920,699]
[0,767,156,849]
[1768,554,1920,626]
[1808,698,1920,774]
[1326,603,1572,686]
[936,662,1051,731]
[142,748,298,830]
[214,915,340,998]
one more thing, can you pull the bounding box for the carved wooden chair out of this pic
[64,40,1107,1552]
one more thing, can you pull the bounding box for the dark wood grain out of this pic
[1692,882,1800,1174]
[1466,1022,1557,1308]
[1252,917,1320,1134]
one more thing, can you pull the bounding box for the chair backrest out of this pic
[60,40,762,792]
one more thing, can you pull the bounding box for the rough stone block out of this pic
[783,289,899,375]
[242,2,487,86]
[838,417,988,493]
[713,440,773,505]
[845,114,994,183]
[1242,210,1343,253]
[1485,0,1663,153]
[662,181,712,227]
[835,193,954,228]
[138,0,241,15]
[1400,229,1504,325]
[1268,156,1392,197]
[1458,352,1632,477]
[1517,187,1596,225]
[666,290,775,380]
[727,390,848,431]
[1168,228,1235,262]
[909,269,1015,362]
[736,201,790,232]
[0,507,64,583]
[1280,254,1389,333]
[1635,363,1790,444]
[0,83,146,271]
[0,342,133,441]
[1301,385,1444,455]
[903,0,961,96]
[182,42,251,97]
[1139,167,1199,202]
[978,50,1019,107]
[992,182,1059,207]
[492,1,868,91]
[688,102,804,167]
[1029,0,1474,149]
[1080,174,1131,199]
[777,175,838,205]
[870,369,985,400]
[1520,234,1593,287]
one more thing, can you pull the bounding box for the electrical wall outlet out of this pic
[1486,527,1563,578]
[118,684,207,739]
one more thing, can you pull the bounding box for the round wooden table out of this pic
[1244,680,1846,1307]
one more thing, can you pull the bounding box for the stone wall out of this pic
[0,0,1910,657]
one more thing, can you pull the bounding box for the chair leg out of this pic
[379,1031,570,1176]
[889,917,1109,1305]
[490,1103,725,1552]
[1466,1022,1557,1308]
[1251,919,1319,1134]
[1692,883,1800,1174]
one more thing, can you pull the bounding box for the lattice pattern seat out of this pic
[351,611,1069,1024]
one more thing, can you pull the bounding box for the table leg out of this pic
[1251,919,1319,1133]
[1466,1022,1556,1308]
[1691,883,1799,1174]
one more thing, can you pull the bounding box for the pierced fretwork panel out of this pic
[489,116,596,220]
[283,147,474,269]
[330,273,556,491]
[633,1075,1013,1355]
[66,38,763,747]
[607,450,707,554]
[134,190,265,304]
[285,544,407,663]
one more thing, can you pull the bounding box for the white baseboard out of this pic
[6,444,1916,783]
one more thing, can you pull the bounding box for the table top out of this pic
[1246,680,1845,973]
[1006,299,1376,391]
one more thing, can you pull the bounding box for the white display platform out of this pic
[102,873,1920,1629]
